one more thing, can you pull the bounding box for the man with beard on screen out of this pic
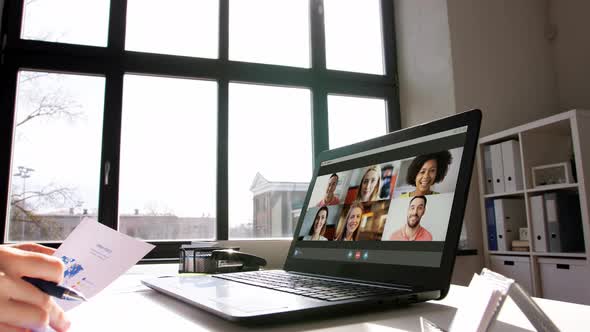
[389,195,432,241]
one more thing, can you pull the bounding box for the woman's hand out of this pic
[0,243,71,332]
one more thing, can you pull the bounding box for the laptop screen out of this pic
[288,123,471,270]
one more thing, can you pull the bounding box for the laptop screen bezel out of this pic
[283,109,481,296]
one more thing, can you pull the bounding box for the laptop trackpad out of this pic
[211,292,291,313]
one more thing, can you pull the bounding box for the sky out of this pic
[11,0,386,237]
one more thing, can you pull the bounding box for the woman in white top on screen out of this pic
[355,165,381,202]
[303,207,329,241]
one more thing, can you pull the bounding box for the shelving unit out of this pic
[477,109,590,304]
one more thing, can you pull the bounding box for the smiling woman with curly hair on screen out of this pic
[401,150,452,198]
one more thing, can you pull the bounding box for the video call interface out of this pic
[291,128,467,267]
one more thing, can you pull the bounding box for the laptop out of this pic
[142,109,482,323]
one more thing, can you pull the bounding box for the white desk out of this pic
[66,264,589,331]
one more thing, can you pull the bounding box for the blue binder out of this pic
[486,199,498,251]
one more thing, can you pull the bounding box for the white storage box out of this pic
[538,257,590,305]
[489,255,533,294]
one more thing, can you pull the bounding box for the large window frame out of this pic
[0,0,400,259]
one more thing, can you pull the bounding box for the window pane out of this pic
[229,0,310,68]
[126,0,218,58]
[229,84,312,239]
[21,0,110,47]
[324,0,384,74]
[328,95,387,149]
[7,71,105,242]
[119,75,217,240]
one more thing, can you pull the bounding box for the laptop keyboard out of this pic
[213,270,408,302]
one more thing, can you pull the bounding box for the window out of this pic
[21,0,110,47]
[324,0,385,74]
[229,0,310,68]
[119,75,217,240]
[125,0,218,58]
[328,95,387,149]
[0,0,399,258]
[7,71,105,241]
[228,83,312,238]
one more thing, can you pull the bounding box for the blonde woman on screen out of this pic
[334,202,364,241]
[355,165,381,202]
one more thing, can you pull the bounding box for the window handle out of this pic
[104,161,111,186]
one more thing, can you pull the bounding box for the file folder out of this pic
[490,143,505,193]
[494,199,526,251]
[485,199,498,251]
[500,140,523,192]
[545,192,562,252]
[544,192,584,253]
[483,145,494,194]
[530,195,548,252]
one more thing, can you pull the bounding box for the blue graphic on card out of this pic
[61,255,85,280]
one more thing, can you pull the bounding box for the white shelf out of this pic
[484,190,525,199]
[526,183,578,194]
[488,250,531,256]
[484,184,581,198]
[477,109,590,302]
[532,252,586,259]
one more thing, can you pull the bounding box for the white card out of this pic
[449,274,503,332]
[53,218,155,311]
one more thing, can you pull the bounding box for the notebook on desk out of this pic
[142,109,482,323]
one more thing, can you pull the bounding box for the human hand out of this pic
[0,243,71,332]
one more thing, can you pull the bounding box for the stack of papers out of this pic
[443,268,559,332]
[448,269,513,332]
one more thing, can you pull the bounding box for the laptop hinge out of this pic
[288,271,414,291]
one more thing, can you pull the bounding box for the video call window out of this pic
[299,147,464,243]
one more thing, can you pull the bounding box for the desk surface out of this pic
[67,264,588,331]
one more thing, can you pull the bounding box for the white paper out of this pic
[53,218,155,311]
[449,274,503,332]
[420,316,447,332]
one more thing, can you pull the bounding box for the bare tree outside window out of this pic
[8,71,105,242]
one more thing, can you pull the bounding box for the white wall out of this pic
[447,0,561,282]
[447,0,559,136]
[550,0,590,111]
[394,0,456,128]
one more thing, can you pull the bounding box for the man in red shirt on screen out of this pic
[390,195,433,241]
[317,173,340,207]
